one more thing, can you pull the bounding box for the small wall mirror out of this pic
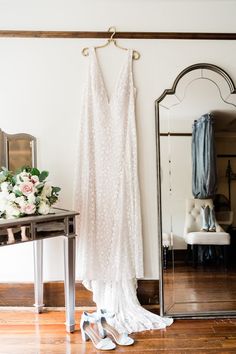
[155,63,236,317]
[0,129,37,171]
[0,130,37,244]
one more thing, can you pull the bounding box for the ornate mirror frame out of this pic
[0,129,37,170]
[155,63,236,318]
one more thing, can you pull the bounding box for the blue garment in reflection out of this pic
[192,113,217,198]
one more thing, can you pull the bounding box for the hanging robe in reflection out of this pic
[192,113,217,198]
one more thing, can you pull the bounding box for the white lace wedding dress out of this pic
[75,47,173,333]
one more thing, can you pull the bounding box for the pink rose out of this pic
[21,203,36,215]
[19,182,34,196]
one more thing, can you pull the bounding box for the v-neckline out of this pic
[91,47,130,105]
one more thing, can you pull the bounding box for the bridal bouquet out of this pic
[0,167,61,219]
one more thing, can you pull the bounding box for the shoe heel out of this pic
[81,327,89,342]
[97,321,106,338]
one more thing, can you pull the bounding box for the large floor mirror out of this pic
[156,63,236,317]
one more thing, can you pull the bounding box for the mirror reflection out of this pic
[0,130,36,172]
[156,64,236,316]
[8,139,32,172]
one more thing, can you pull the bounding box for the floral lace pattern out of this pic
[75,47,173,332]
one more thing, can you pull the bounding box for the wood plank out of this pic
[1,312,236,353]
[0,30,235,40]
[0,279,159,307]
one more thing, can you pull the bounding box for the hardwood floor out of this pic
[0,309,236,353]
[0,279,159,307]
[164,264,236,315]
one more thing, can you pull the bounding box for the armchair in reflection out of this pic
[183,198,230,267]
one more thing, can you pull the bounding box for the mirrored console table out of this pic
[0,207,78,333]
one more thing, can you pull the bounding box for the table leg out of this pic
[33,240,44,313]
[64,236,76,333]
[163,246,168,270]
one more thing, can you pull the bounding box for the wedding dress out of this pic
[75,47,173,333]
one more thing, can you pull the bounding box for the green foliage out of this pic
[0,167,14,183]
[31,168,40,176]
[39,170,49,182]
[14,190,23,197]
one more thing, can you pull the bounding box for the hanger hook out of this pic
[108,26,116,42]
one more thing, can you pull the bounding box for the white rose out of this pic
[0,196,7,213]
[0,190,9,199]
[0,191,8,212]
[17,172,30,183]
[1,182,9,193]
[7,193,16,202]
[15,196,26,207]
[27,193,36,204]
[5,203,20,219]
[41,184,52,198]
[38,201,50,215]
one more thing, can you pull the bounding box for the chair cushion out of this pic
[184,231,230,245]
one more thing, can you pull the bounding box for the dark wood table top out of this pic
[0,208,79,246]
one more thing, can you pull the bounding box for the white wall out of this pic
[0,0,236,281]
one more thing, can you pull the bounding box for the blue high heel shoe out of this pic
[209,206,216,232]
[201,205,210,232]
[80,311,116,350]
